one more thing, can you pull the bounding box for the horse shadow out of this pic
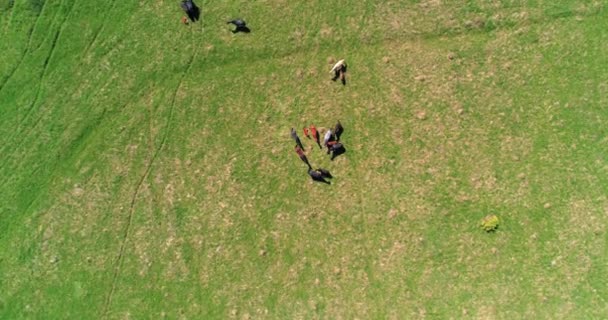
[311,175,330,184]
[330,145,346,161]
[232,26,251,34]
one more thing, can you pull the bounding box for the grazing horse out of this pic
[323,129,333,147]
[330,59,347,85]
[227,19,251,33]
[308,169,330,184]
[326,140,337,154]
[329,142,345,161]
[334,120,344,141]
[295,145,312,169]
[181,0,200,22]
[303,127,310,139]
[291,128,305,151]
[310,125,322,149]
[316,168,333,179]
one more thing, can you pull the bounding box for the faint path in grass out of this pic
[80,0,117,60]
[101,25,201,318]
[2,0,18,37]
[0,0,48,94]
[20,0,78,126]
[32,0,65,53]
[0,0,78,162]
[0,39,126,175]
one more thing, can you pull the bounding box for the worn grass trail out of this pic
[1,1,607,318]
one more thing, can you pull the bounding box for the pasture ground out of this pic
[1,0,607,318]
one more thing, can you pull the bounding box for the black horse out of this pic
[316,168,333,179]
[329,143,345,161]
[181,0,200,22]
[227,19,251,33]
[308,169,330,184]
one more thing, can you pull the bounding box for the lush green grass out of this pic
[1,0,607,318]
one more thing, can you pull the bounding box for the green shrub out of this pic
[480,214,499,232]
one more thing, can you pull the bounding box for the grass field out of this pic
[1,0,607,318]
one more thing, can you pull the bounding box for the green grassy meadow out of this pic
[1,0,607,318]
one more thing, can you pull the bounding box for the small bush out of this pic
[480,214,499,232]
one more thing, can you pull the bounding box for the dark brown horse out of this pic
[308,169,330,184]
[334,120,344,141]
[316,168,333,179]
[295,145,312,169]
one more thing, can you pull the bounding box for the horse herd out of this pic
[179,0,348,185]
[292,122,345,185]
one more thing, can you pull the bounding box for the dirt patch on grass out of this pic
[319,25,333,38]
